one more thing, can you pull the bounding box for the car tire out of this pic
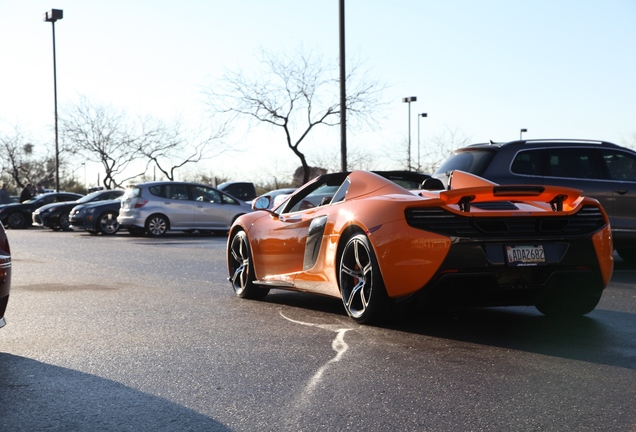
[7,212,27,229]
[145,214,168,237]
[338,233,390,324]
[98,211,120,235]
[59,214,71,231]
[228,230,269,299]
[535,293,602,317]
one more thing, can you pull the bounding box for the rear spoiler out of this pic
[435,170,584,212]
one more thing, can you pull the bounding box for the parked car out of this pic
[254,188,297,209]
[217,181,257,203]
[0,192,84,229]
[228,170,613,323]
[69,196,125,235]
[32,189,124,231]
[117,181,253,237]
[433,139,636,262]
[0,221,11,329]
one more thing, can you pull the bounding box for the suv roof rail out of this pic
[513,139,618,146]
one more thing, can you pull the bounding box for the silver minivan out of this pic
[117,181,252,236]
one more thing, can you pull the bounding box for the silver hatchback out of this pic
[117,181,252,236]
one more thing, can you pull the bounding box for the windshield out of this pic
[77,191,104,203]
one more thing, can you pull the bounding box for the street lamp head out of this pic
[420,113,428,118]
[520,128,528,133]
[402,96,417,103]
[44,9,63,23]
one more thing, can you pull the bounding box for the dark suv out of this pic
[433,139,636,262]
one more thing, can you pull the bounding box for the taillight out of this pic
[134,199,148,209]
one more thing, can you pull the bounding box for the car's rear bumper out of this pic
[406,237,607,308]
[117,214,144,228]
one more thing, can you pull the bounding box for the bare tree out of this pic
[0,125,55,189]
[61,98,226,188]
[206,47,386,183]
[423,126,473,173]
[136,118,229,181]
[310,145,375,174]
[61,98,150,189]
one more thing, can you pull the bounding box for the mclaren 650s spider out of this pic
[227,170,613,324]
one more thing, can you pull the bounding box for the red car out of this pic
[227,170,613,324]
[0,222,11,328]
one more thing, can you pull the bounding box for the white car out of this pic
[117,181,252,236]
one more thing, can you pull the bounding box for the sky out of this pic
[1,0,635,186]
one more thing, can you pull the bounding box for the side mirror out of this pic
[252,196,271,210]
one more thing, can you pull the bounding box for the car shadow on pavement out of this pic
[256,291,635,370]
[262,291,348,317]
[385,305,636,370]
[0,353,230,431]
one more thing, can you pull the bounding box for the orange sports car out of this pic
[227,170,613,324]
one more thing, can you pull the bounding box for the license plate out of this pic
[506,245,545,266]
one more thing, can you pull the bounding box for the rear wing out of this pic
[430,170,584,212]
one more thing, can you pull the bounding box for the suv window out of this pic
[511,148,603,179]
[435,150,495,175]
[545,148,601,179]
[511,150,543,175]
[601,150,636,181]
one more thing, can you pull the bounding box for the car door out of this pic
[190,185,233,229]
[249,181,341,280]
[160,184,194,229]
[248,207,318,282]
[598,148,636,235]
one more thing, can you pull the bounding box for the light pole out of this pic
[338,0,347,172]
[417,113,427,171]
[44,8,63,192]
[81,162,86,193]
[402,96,417,170]
[520,128,527,140]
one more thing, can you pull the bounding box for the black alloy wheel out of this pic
[338,233,390,324]
[98,211,120,235]
[59,214,71,231]
[228,230,269,299]
[7,212,27,229]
